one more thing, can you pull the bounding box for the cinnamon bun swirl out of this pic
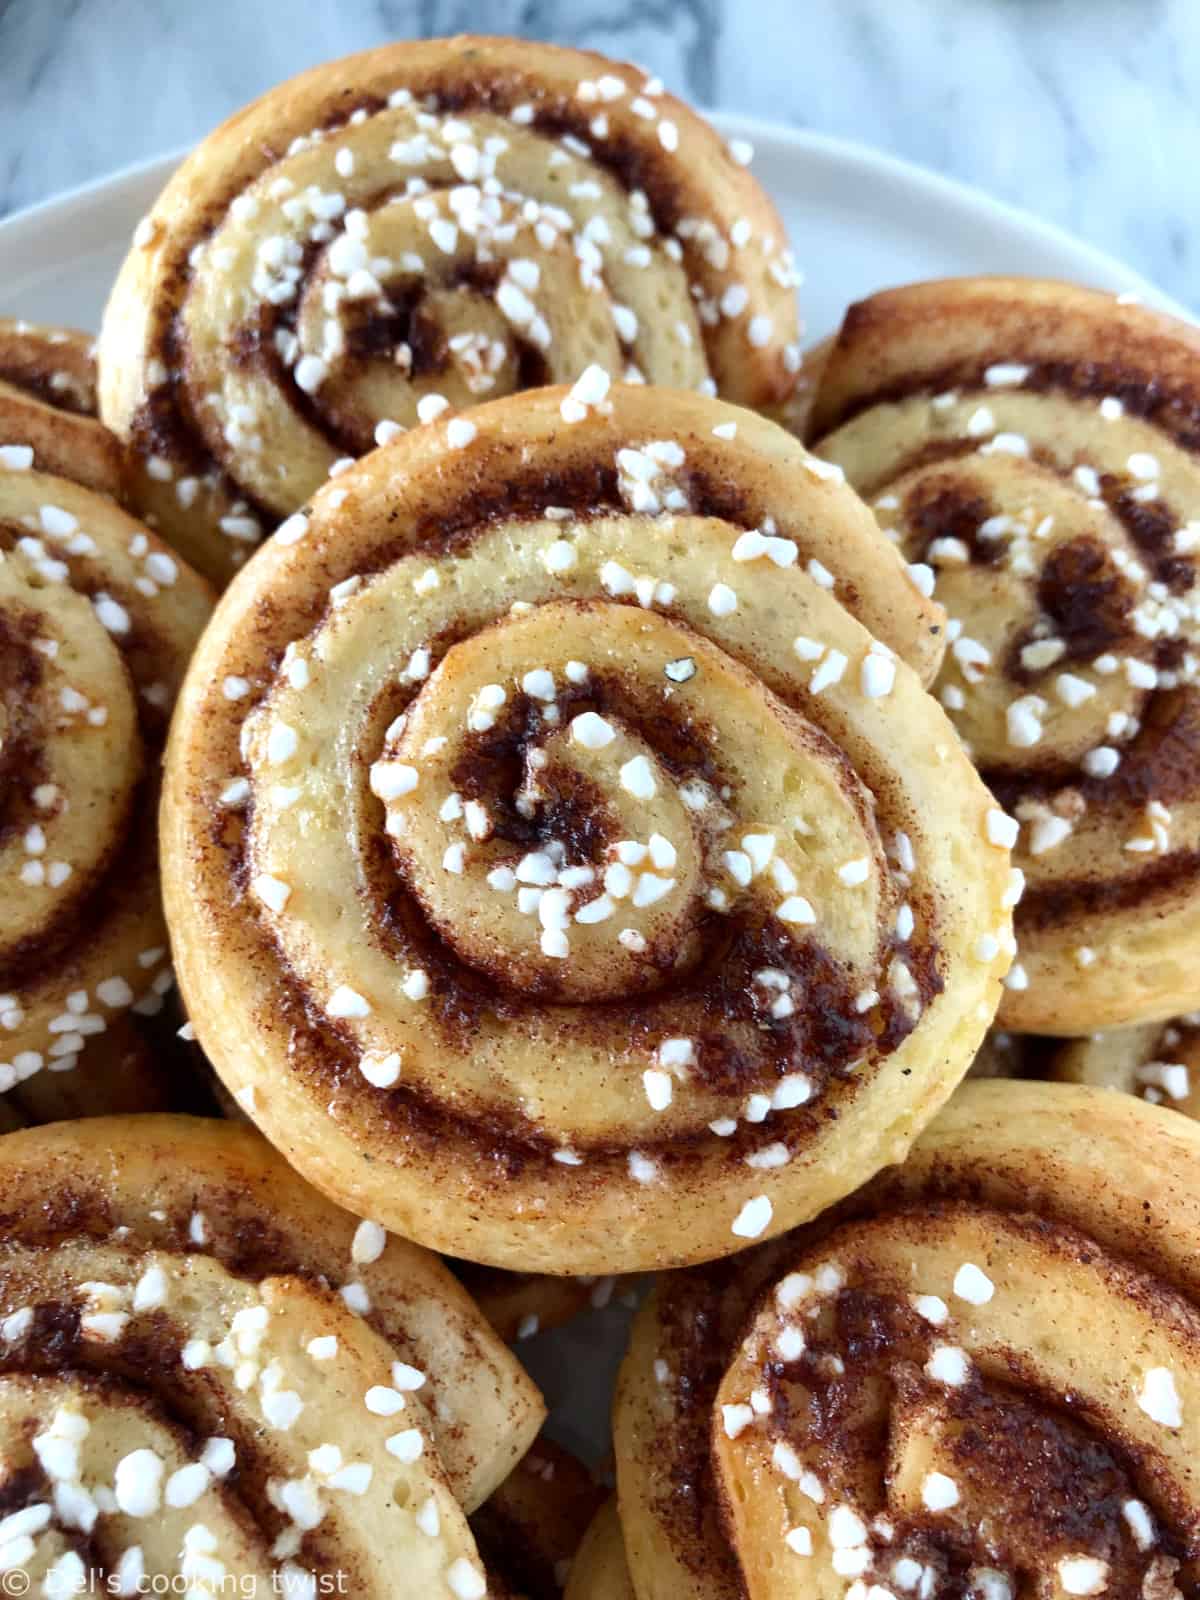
[0,1114,543,1593]
[99,35,802,583]
[615,1080,1200,1599]
[810,277,1200,1033]
[161,383,1011,1274]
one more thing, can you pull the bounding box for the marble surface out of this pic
[1,0,1197,307]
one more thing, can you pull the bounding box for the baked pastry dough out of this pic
[193,1039,591,1336]
[0,317,124,496]
[615,1080,1200,1599]
[810,277,1200,1034]
[0,1115,543,1592]
[99,35,802,583]
[162,383,1011,1273]
[0,454,211,1116]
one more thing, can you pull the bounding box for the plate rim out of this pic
[0,114,1190,325]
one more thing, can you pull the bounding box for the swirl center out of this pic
[372,604,708,1002]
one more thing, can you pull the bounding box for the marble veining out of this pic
[0,0,1197,307]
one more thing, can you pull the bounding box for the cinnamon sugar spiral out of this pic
[614,1080,1200,1600]
[98,35,802,585]
[808,278,1200,1035]
[0,456,211,1113]
[0,318,124,497]
[161,382,1012,1275]
[0,1116,542,1594]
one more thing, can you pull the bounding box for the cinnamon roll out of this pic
[1051,1012,1200,1116]
[0,1115,543,1591]
[0,318,124,497]
[0,453,212,1118]
[161,382,1012,1273]
[98,34,802,584]
[809,278,1200,1034]
[614,1079,1200,1599]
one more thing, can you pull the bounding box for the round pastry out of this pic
[809,277,1200,1034]
[614,1079,1200,1599]
[0,452,212,1116]
[162,381,1012,1274]
[0,1116,543,1592]
[472,1436,605,1598]
[0,317,124,497]
[98,34,802,585]
[565,1501,635,1600]
[1051,1010,1200,1116]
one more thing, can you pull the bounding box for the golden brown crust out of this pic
[807,275,1200,441]
[810,276,1200,1033]
[614,1241,788,1600]
[161,382,1010,1274]
[0,317,125,497]
[99,35,801,584]
[864,1078,1200,1274]
[614,1080,1200,1599]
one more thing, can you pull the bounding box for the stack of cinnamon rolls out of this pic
[0,34,1197,1599]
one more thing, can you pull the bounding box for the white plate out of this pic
[0,115,1189,338]
[0,116,1187,1469]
